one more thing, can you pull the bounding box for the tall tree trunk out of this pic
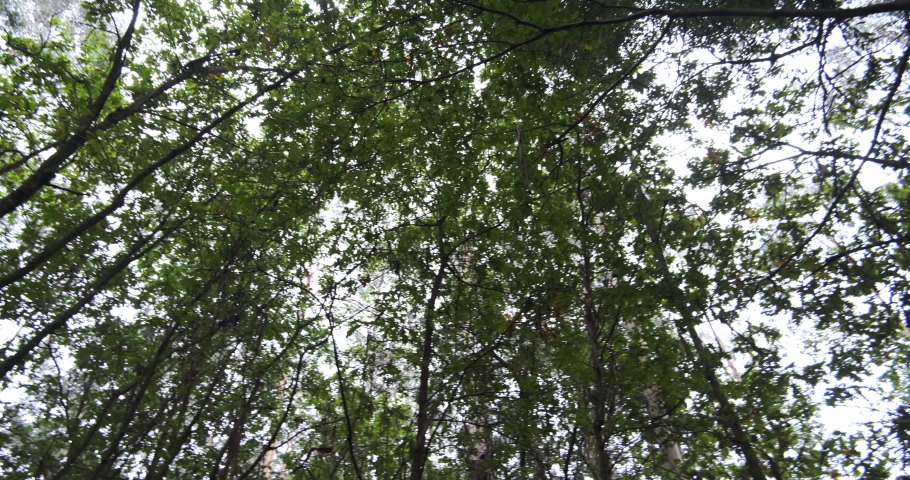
[410,218,448,480]
[637,188,767,480]
[624,319,685,478]
[643,385,685,477]
[577,167,612,480]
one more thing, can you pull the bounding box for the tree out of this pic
[1,0,909,478]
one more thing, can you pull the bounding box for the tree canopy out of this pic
[1,0,910,478]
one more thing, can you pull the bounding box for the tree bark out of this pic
[636,187,767,480]
[410,218,449,480]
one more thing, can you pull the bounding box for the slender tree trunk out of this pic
[637,187,767,480]
[577,167,612,480]
[624,319,685,478]
[642,385,685,476]
[410,218,448,480]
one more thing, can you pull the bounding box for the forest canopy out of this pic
[1,0,910,478]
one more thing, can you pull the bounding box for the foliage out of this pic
[0,0,909,478]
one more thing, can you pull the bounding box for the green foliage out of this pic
[0,0,908,479]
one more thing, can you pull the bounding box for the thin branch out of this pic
[0,149,26,176]
[545,20,673,150]
[0,218,183,381]
[762,162,863,283]
[447,0,545,30]
[85,0,142,121]
[0,67,298,291]
[811,234,910,277]
[46,183,85,196]
[784,142,909,170]
[708,39,817,66]
[867,23,910,158]
[548,1,910,26]
[456,0,910,38]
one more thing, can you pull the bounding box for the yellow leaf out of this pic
[742,208,761,222]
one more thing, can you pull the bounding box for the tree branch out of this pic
[85,0,142,122]
[0,218,183,381]
[0,68,299,291]
[636,185,768,480]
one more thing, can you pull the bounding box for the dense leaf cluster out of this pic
[1,0,909,478]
